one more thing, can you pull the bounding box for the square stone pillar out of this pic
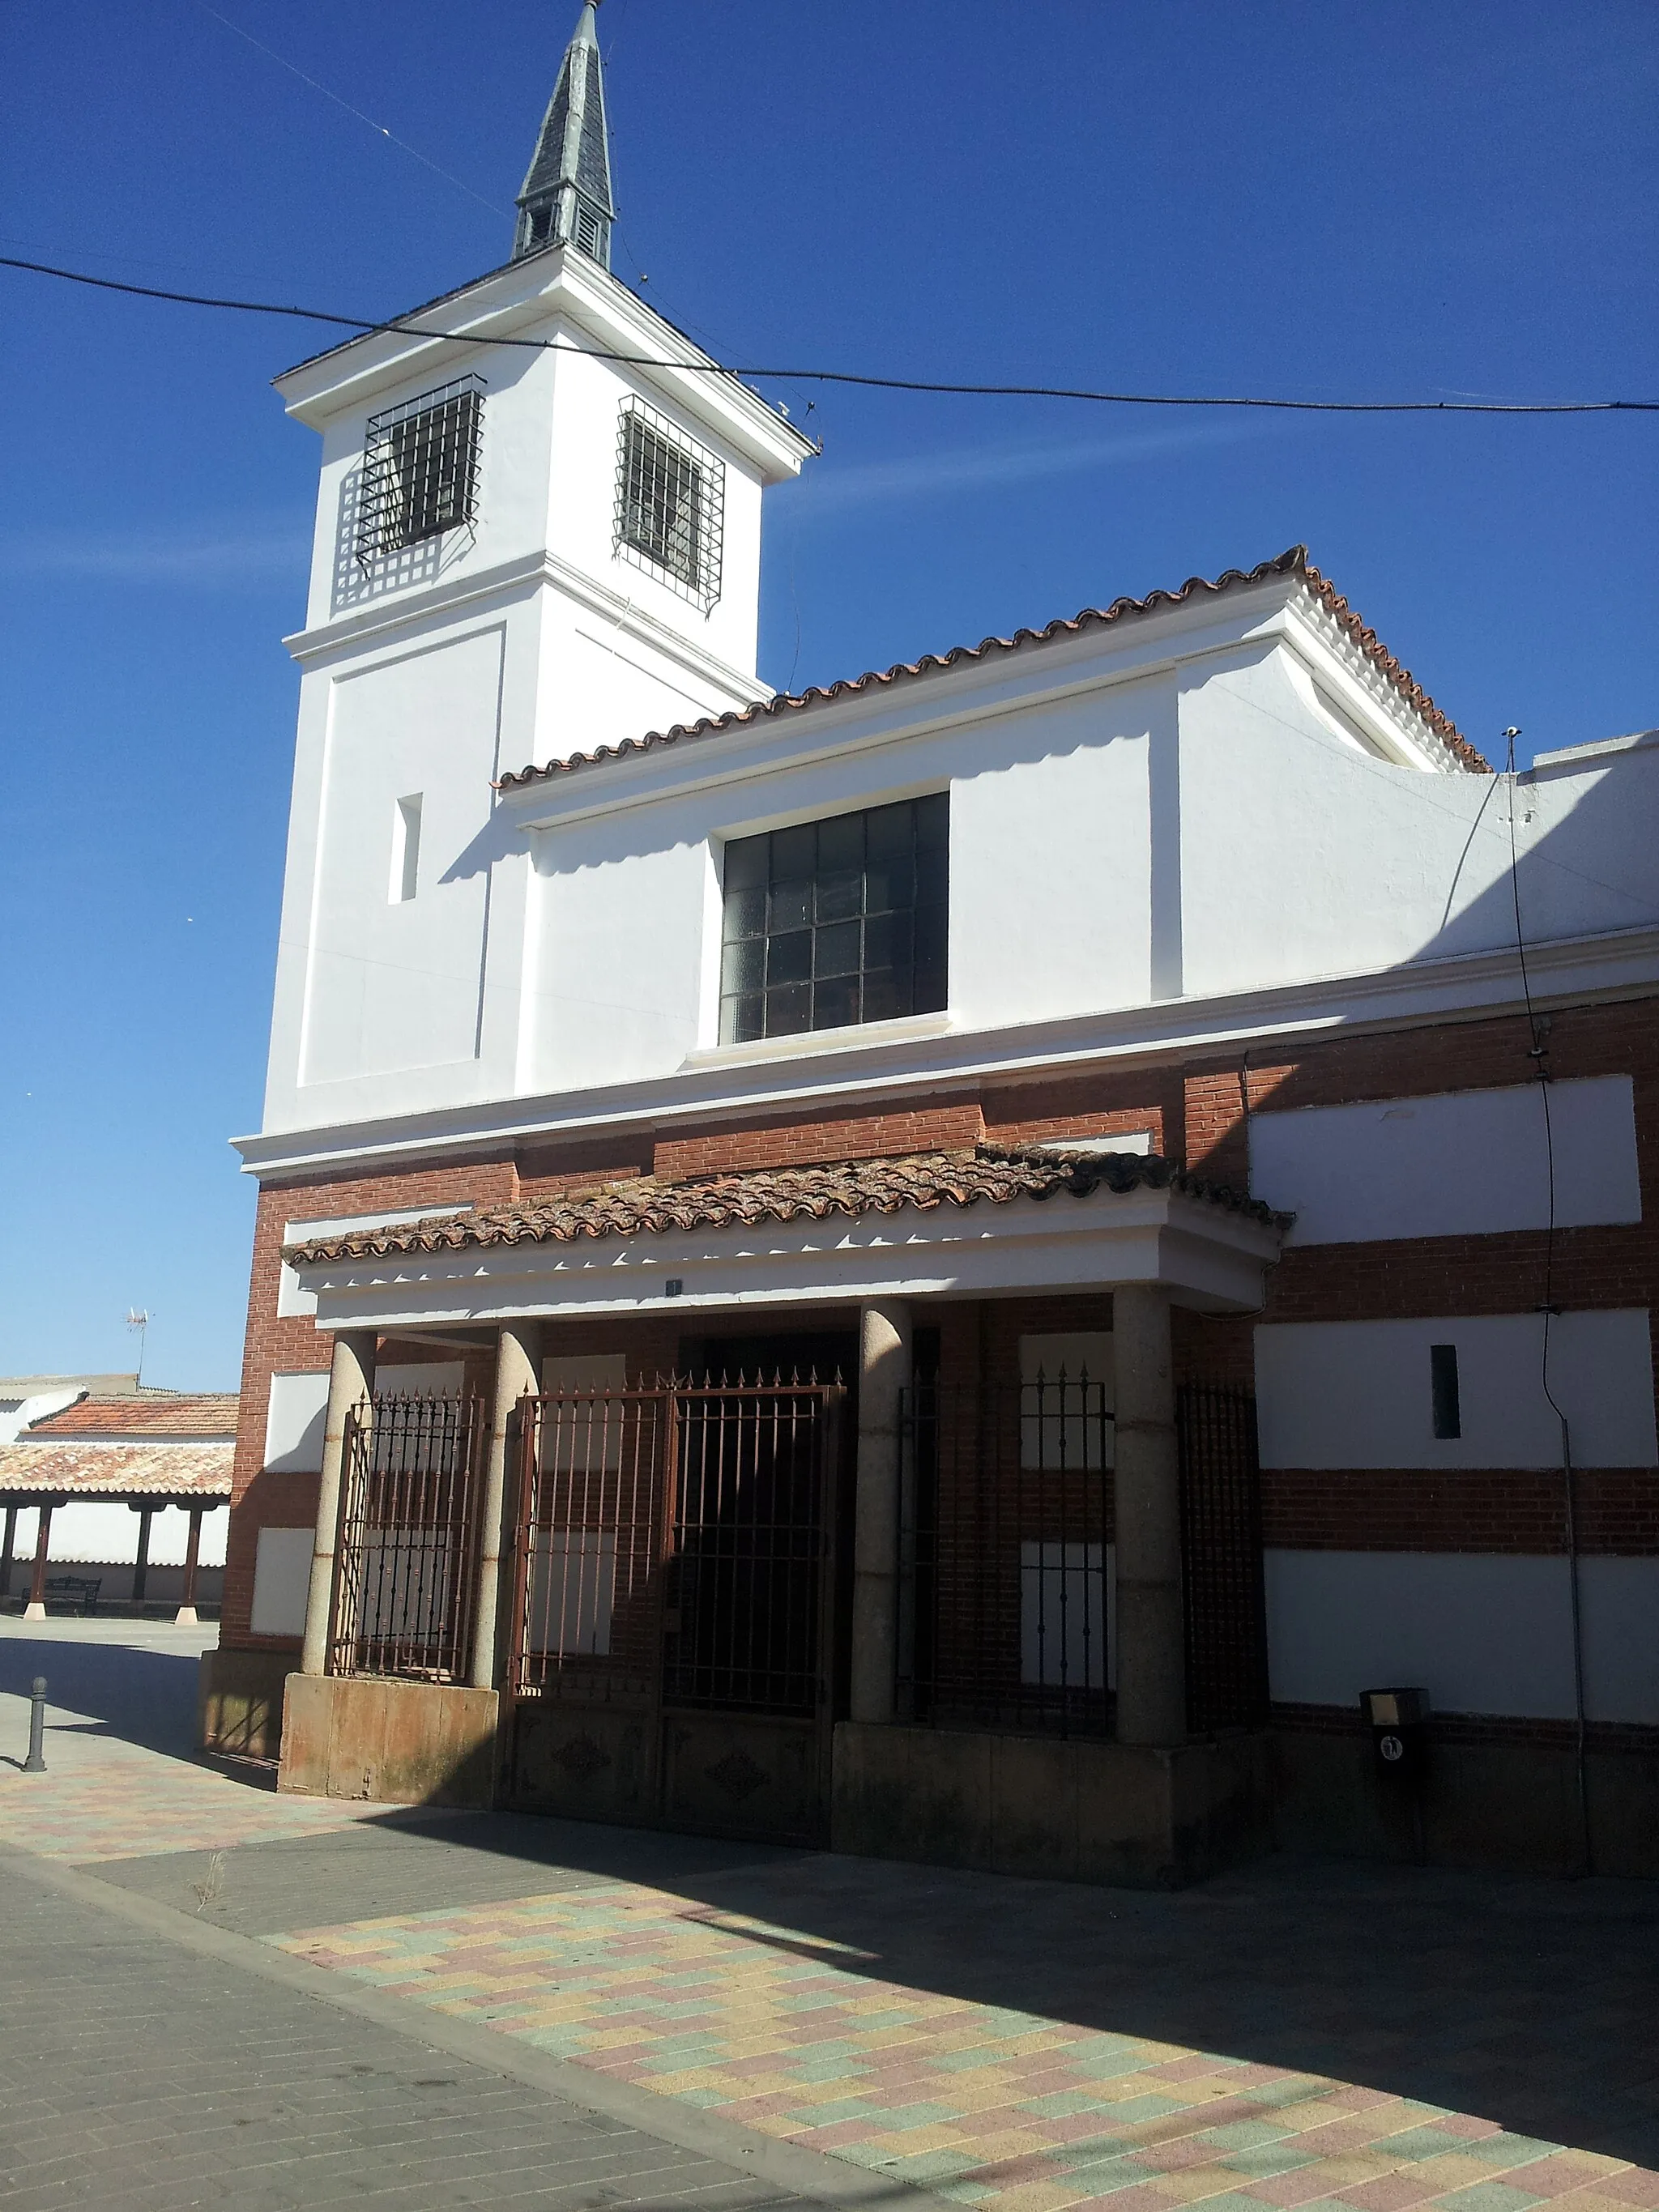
[298,1330,376,1677]
[1112,1283,1186,1747]
[850,1300,911,1725]
[471,1319,543,1690]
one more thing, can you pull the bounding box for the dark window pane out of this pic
[813,919,862,978]
[771,823,816,881]
[812,976,859,1029]
[766,982,812,1035]
[724,885,766,940]
[766,929,812,986]
[817,812,864,872]
[865,800,914,858]
[723,835,768,892]
[914,902,948,1010]
[721,939,764,995]
[863,858,914,915]
[915,846,948,909]
[816,868,862,924]
[864,910,913,973]
[861,967,912,1023]
[769,880,812,933]
[915,791,949,850]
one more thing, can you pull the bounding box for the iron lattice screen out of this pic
[356,376,484,567]
[898,1374,1116,1738]
[510,1379,842,1718]
[1177,1383,1270,1734]
[613,399,723,607]
[329,1393,489,1682]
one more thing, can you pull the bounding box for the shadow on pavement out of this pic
[0,1632,212,1767]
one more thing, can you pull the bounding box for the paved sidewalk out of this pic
[3,1619,1657,2212]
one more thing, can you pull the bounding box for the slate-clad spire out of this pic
[514,2,615,267]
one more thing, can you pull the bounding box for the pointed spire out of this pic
[514,2,616,267]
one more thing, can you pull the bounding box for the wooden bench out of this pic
[42,1575,101,1616]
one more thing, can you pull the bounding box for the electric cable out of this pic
[1503,725,1593,1876]
[3,253,1656,417]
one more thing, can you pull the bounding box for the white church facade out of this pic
[205,4,1659,1882]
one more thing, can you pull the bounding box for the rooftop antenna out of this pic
[126,1308,151,1388]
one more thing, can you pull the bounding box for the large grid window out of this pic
[356,377,484,566]
[614,399,723,607]
[719,795,948,1044]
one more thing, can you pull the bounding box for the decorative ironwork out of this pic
[508,1376,842,1720]
[356,376,485,569]
[551,1731,612,1779]
[897,1372,1115,1738]
[328,1392,488,1682]
[613,399,723,607]
[1177,1384,1269,1734]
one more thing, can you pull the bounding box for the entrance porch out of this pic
[258,1144,1285,1885]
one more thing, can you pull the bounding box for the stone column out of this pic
[176,1507,205,1626]
[130,1502,154,1605]
[1112,1283,1185,1747]
[23,1501,58,1622]
[850,1300,912,1726]
[471,1319,543,1691]
[298,1331,376,1677]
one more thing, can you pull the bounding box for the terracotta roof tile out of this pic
[285,1144,1281,1268]
[497,547,1486,791]
[28,1394,240,1439]
[0,1441,233,1500]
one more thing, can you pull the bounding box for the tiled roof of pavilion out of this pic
[284,1144,1282,1267]
[0,1441,232,1501]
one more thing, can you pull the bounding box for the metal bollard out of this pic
[22,1677,47,1774]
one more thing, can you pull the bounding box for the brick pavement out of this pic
[3,1621,1657,2212]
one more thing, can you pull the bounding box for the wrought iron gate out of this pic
[329,1394,490,1681]
[1177,1383,1269,1733]
[505,1378,846,1843]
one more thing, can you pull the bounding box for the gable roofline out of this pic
[496,546,1489,792]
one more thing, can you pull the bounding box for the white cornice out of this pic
[232,921,1659,1183]
[274,247,812,481]
[283,545,768,705]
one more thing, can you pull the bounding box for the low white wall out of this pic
[1256,1311,1657,1469]
[1251,1076,1641,1245]
[4,1502,229,1570]
[1265,1548,1659,1724]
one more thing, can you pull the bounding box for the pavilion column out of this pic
[23,1501,60,1622]
[176,1507,205,1626]
[299,1331,377,1677]
[1,1506,15,1601]
[130,1502,154,1606]
[1112,1284,1186,1747]
[850,1300,911,1726]
[471,1319,542,1691]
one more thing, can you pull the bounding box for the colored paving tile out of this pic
[271,1879,1658,2212]
[0,1737,406,1861]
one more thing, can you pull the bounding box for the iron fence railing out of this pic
[508,1379,844,1719]
[1177,1383,1270,1733]
[329,1393,488,1682]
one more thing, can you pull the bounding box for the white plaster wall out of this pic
[1264,1548,1659,1723]
[1251,1076,1642,1244]
[1256,1311,1657,1469]
[265,1373,330,1474]
[42,1501,229,1570]
[250,1527,313,1637]
[299,628,505,1089]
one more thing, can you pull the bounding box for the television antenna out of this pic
[126,1308,151,1388]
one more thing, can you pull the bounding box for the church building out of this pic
[203,3,1659,1883]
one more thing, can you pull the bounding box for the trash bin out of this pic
[1360,1686,1429,1784]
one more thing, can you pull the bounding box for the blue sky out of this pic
[2,1,1655,1390]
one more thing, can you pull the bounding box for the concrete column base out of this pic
[833,1722,1272,1889]
[22,1602,45,1622]
[173,1606,199,1627]
[276,1673,500,1808]
[198,1647,294,1761]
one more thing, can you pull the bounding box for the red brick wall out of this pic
[653,1099,985,1179]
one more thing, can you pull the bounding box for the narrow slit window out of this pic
[1430,1343,1461,1439]
[390,795,423,903]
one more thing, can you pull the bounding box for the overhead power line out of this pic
[3,253,1655,416]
